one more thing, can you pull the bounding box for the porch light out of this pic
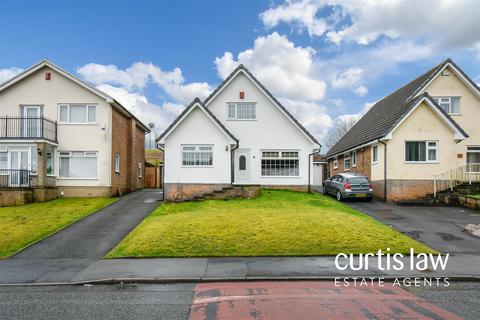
[37,148,42,156]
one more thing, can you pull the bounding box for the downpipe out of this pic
[378,139,387,202]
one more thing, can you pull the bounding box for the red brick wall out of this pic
[111,108,146,195]
[328,146,372,179]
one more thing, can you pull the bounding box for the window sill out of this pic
[115,171,120,174]
[58,123,99,126]
[260,175,301,178]
[226,119,257,121]
[372,161,378,165]
[46,174,56,177]
[448,113,462,116]
[404,161,439,164]
[181,166,214,168]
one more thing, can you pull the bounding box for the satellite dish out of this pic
[148,122,155,129]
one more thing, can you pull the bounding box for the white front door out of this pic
[235,149,250,184]
[23,106,42,138]
[9,149,30,187]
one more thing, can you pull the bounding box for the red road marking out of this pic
[188,281,461,320]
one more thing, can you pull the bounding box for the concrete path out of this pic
[346,200,480,254]
[0,189,163,284]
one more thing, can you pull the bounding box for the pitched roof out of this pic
[325,59,472,158]
[204,64,320,146]
[0,59,150,132]
[156,98,238,143]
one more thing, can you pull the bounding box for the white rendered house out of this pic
[157,65,321,201]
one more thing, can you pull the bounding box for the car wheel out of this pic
[336,190,343,201]
[322,184,328,194]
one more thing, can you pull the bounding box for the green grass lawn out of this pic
[107,190,434,257]
[468,194,480,199]
[0,198,116,258]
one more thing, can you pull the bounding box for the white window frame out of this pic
[372,145,378,164]
[58,104,97,124]
[333,157,338,169]
[58,151,98,179]
[344,153,351,171]
[261,150,300,177]
[115,154,120,173]
[351,150,357,167]
[405,141,438,163]
[181,144,214,167]
[46,144,55,177]
[226,102,257,120]
[432,96,461,115]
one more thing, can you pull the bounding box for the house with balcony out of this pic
[0,60,149,206]
[325,59,480,202]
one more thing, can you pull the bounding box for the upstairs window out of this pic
[405,141,437,163]
[432,97,460,114]
[59,104,97,123]
[182,145,213,166]
[227,103,256,120]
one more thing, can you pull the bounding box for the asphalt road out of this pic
[1,282,478,320]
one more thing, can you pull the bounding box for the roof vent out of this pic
[441,69,450,76]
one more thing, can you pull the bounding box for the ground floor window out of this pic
[59,151,97,178]
[46,144,54,175]
[352,150,356,167]
[333,157,338,169]
[344,153,351,170]
[467,146,480,172]
[372,145,378,163]
[0,152,7,169]
[405,141,437,163]
[182,145,213,166]
[261,150,299,176]
[115,154,120,173]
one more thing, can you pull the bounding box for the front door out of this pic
[9,149,29,187]
[22,106,42,138]
[235,149,250,184]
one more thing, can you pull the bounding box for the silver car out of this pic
[323,173,373,201]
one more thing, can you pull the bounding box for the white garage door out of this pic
[313,163,323,186]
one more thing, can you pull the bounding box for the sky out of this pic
[1,0,480,150]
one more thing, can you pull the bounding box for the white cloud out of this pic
[215,32,326,101]
[78,62,211,105]
[331,68,363,89]
[0,67,23,84]
[96,84,184,135]
[261,0,480,52]
[353,85,368,97]
[337,100,376,123]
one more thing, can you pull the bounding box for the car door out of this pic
[327,175,337,193]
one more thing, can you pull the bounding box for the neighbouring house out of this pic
[157,65,320,201]
[0,60,149,206]
[145,148,163,189]
[325,58,480,202]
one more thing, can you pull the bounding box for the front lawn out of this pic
[468,194,480,200]
[0,198,116,258]
[107,190,434,257]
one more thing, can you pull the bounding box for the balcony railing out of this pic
[0,169,31,188]
[0,116,57,142]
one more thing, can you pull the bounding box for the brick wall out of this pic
[371,179,434,202]
[328,146,372,179]
[111,108,146,196]
[164,183,229,201]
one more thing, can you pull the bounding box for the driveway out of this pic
[346,200,480,254]
[0,189,163,284]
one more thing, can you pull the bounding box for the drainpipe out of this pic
[378,139,387,201]
[159,145,165,201]
[308,148,321,193]
[230,143,239,184]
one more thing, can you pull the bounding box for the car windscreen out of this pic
[347,177,369,184]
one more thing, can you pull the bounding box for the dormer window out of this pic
[227,102,256,120]
[432,97,460,115]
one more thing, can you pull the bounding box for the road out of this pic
[1,281,478,320]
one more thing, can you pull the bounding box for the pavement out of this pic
[0,189,163,284]
[2,282,479,320]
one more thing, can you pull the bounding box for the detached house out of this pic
[0,60,149,206]
[325,59,480,202]
[157,65,320,201]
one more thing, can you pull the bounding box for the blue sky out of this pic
[1,0,480,148]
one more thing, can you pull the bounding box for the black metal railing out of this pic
[0,116,57,142]
[0,169,31,188]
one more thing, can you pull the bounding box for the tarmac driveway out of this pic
[347,200,480,254]
[0,189,163,284]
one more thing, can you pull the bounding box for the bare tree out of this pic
[325,117,357,149]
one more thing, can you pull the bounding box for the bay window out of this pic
[261,150,299,176]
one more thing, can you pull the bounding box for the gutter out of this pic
[230,143,240,184]
[308,148,321,193]
[378,139,387,201]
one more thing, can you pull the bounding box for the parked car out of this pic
[323,173,373,201]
